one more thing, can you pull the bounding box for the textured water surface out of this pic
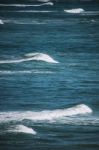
[0,0,99,150]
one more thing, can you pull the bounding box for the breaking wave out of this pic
[0,104,92,123]
[64,8,84,14]
[0,53,59,64]
[8,125,36,135]
[0,2,53,7]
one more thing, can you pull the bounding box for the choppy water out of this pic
[0,0,99,150]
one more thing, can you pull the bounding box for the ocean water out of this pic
[0,0,99,150]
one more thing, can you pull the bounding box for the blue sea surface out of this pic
[0,0,99,150]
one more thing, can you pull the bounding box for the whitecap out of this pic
[0,104,92,123]
[0,53,59,64]
[64,8,84,14]
[8,125,36,135]
[0,19,4,24]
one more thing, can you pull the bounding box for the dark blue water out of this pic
[0,1,99,150]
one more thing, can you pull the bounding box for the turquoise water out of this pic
[0,1,99,150]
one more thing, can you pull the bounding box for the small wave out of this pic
[0,19,4,24]
[0,104,92,123]
[0,53,59,64]
[64,8,84,14]
[0,2,53,7]
[8,125,36,135]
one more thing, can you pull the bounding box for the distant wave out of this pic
[64,8,84,14]
[0,19,4,24]
[8,125,36,135]
[0,104,92,123]
[0,53,59,64]
[0,2,53,7]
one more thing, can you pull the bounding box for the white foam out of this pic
[0,19,4,24]
[0,2,53,7]
[64,8,84,14]
[0,53,59,64]
[0,104,92,123]
[8,125,36,135]
[0,70,54,75]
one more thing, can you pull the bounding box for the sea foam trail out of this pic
[0,2,53,7]
[0,53,59,64]
[8,125,36,135]
[64,8,84,14]
[0,104,92,123]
